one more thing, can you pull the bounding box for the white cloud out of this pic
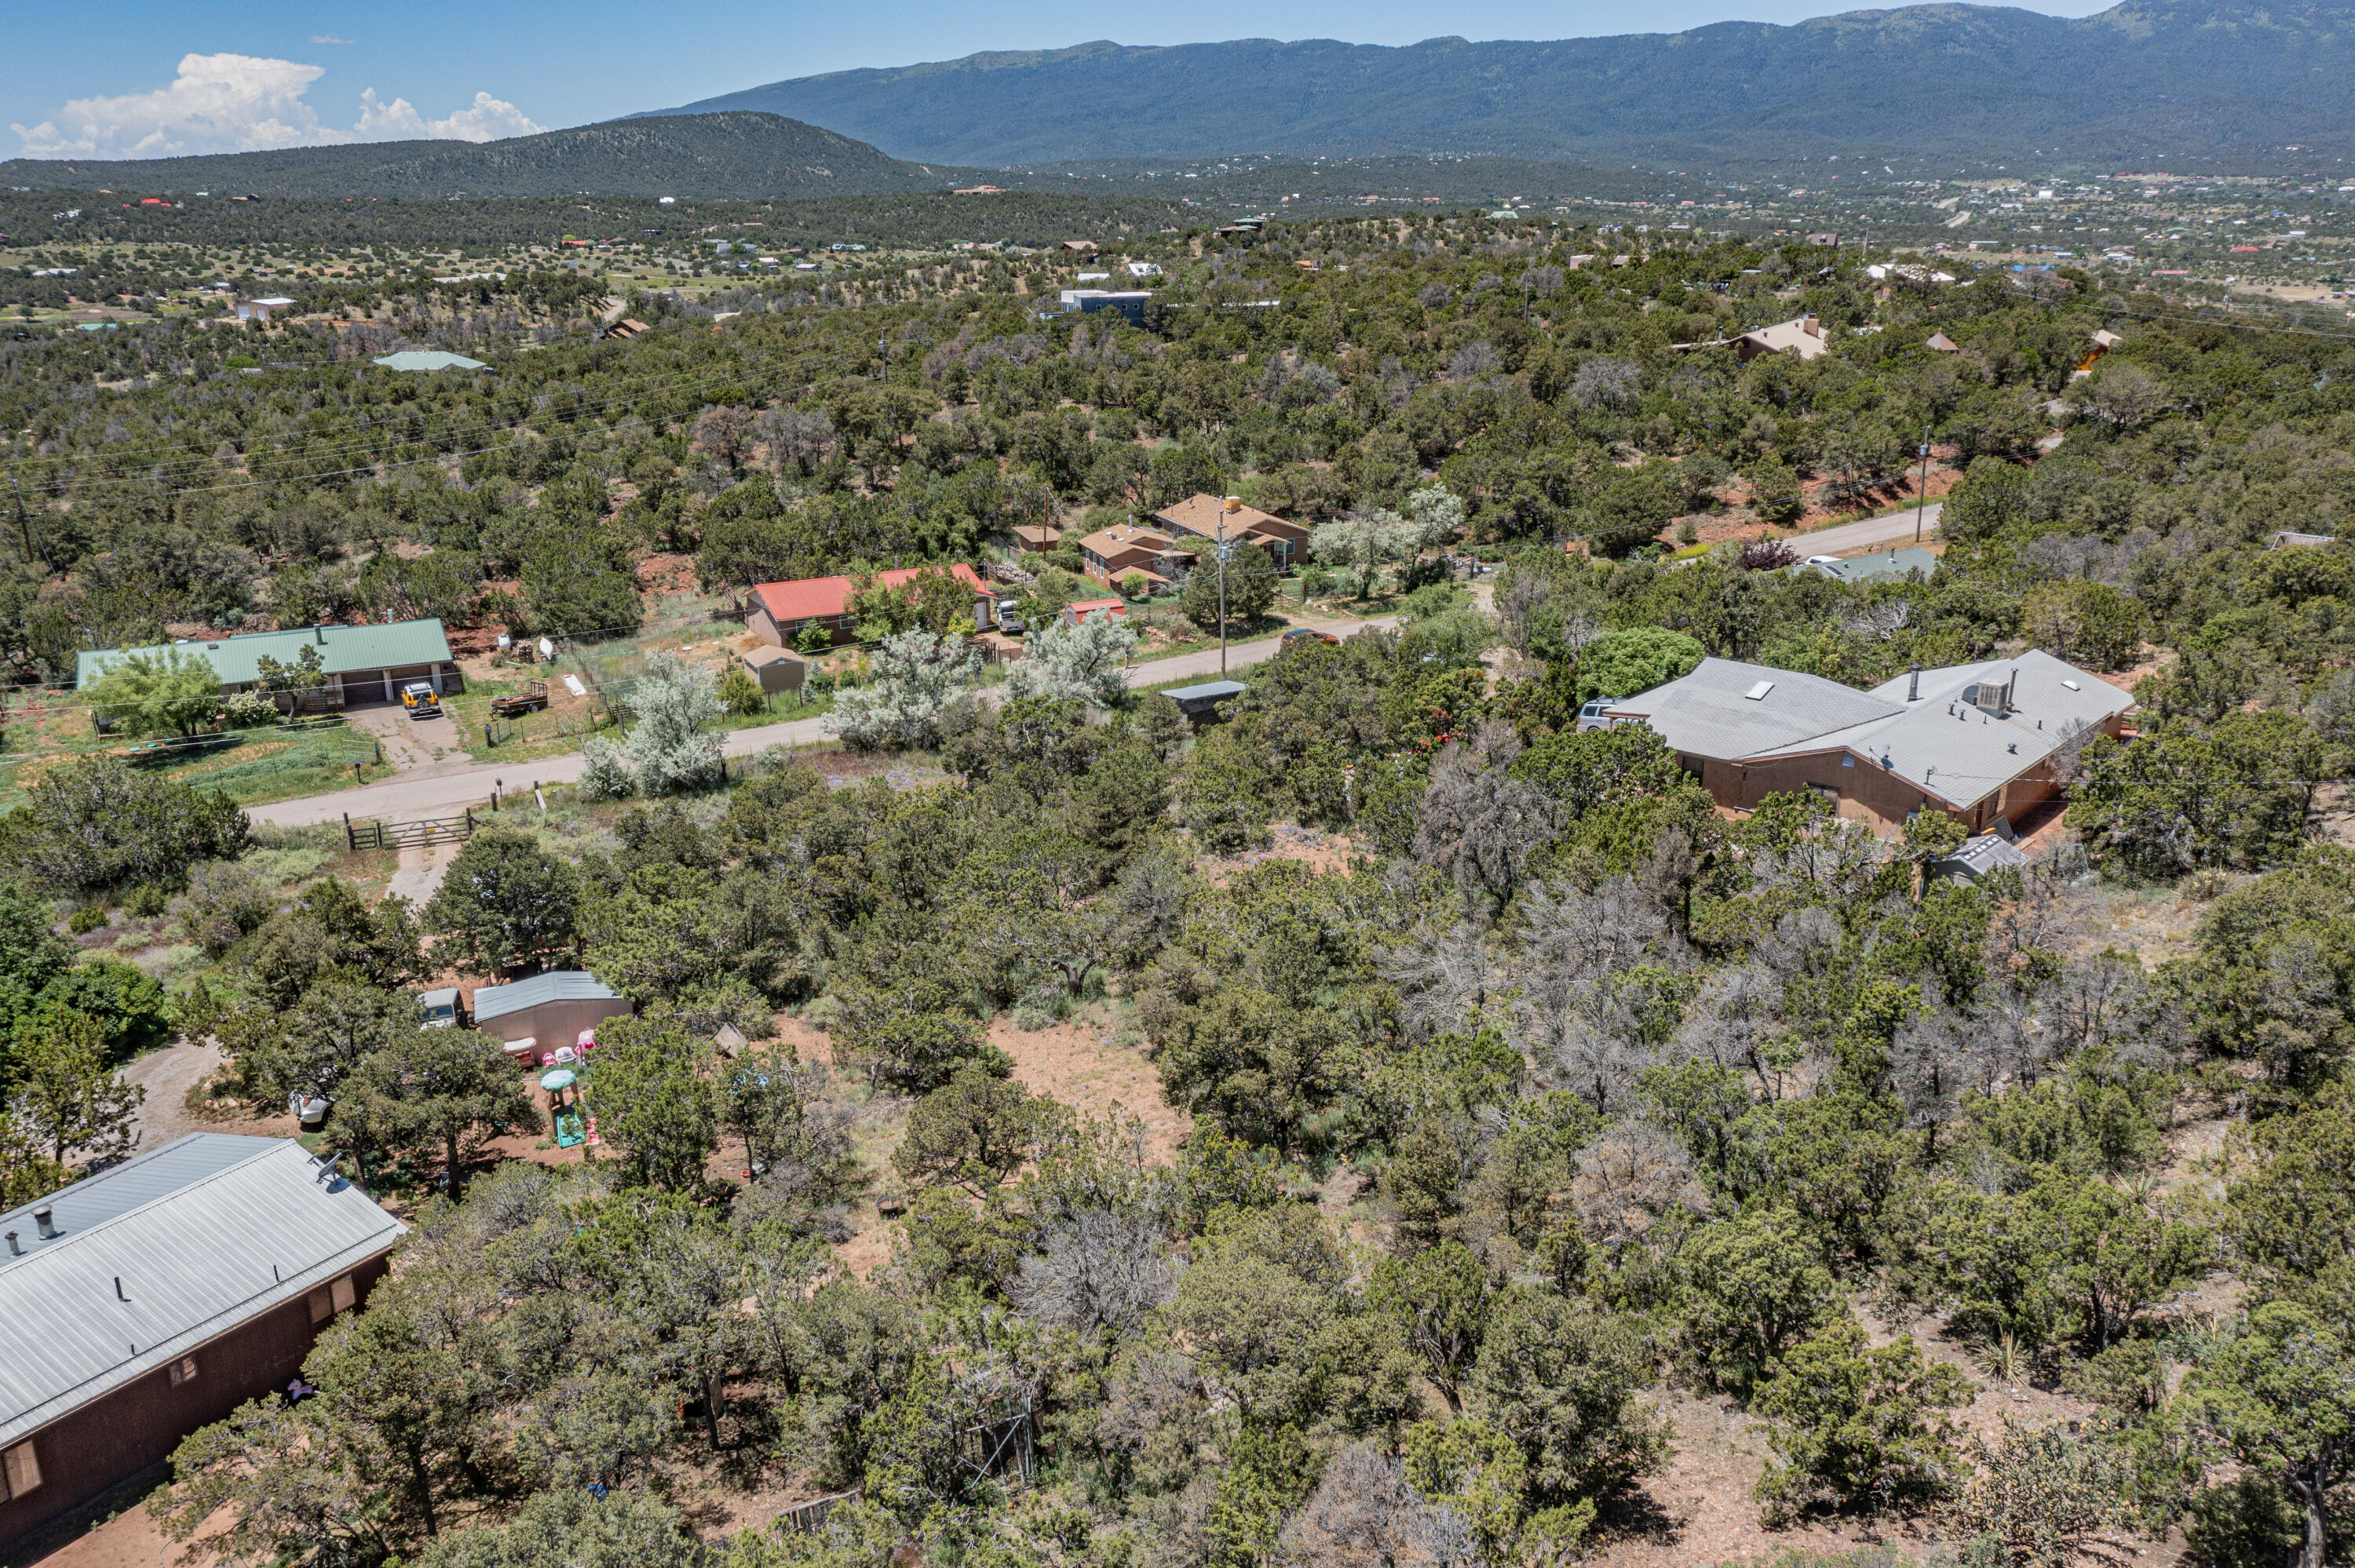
[309,34,354,44]
[353,88,543,144]
[10,52,542,159]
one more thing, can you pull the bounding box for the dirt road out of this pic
[249,614,1397,829]
[1788,500,1944,555]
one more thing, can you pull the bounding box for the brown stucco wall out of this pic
[0,1252,392,1551]
[480,996,633,1052]
[1696,752,1944,834]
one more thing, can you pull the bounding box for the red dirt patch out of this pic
[988,1006,1186,1164]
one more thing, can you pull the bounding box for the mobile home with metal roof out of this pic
[0,1136,404,1549]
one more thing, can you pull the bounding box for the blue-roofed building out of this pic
[0,1136,404,1549]
[75,618,458,713]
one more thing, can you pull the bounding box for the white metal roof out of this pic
[0,1133,281,1270]
[471,968,624,1024]
[0,1140,406,1446]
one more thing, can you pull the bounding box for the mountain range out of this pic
[646,0,2355,167]
[0,113,967,199]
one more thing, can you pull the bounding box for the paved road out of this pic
[1787,501,1944,556]
[249,614,1399,829]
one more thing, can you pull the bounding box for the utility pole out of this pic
[9,477,32,569]
[1912,426,1933,544]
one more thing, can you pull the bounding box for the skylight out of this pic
[1744,680,1776,701]
[2061,679,2081,691]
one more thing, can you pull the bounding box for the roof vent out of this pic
[5,1231,18,1256]
[1744,680,1776,701]
[2061,678,2081,691]
[33,1205,56,1239]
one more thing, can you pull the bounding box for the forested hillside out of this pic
[0,113,969,200]
[647,0,2355,166]
[0,208,2353,1568]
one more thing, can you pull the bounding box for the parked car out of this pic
[400,682,443,719]
[1280,627,1339,651]
[998,600,1027,635]
[419,986,462,1029]
[1574,695,1630,732]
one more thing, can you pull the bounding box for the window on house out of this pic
[332,1274,356,1314]
[168,1355,199,1386]
[0,1439,39,1501]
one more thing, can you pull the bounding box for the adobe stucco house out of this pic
[1596,650,2134,837]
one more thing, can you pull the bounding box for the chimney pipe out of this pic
[5,1231,18,1256]
[1908,664,1921,702]
[115,1275,128,1301]
[32,1205,55,1239]
[1803,314,1820,337]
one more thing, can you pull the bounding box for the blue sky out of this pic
[4,0,2118,159]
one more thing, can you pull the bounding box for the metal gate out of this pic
[343,810,477,852]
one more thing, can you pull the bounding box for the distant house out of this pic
[1079,523,1187,592]
[233,296,295,322]
[1061,598,1127,627]
[1788,547,1941,585]
[1926,332,1960,352]
[1056,289,1154,324]
[371,351,486,372]
[1010,524,1063,552]
[1061,239,1100,253]
[471,970,631,1064]
[748,563,995,647]
[1594,649,2134,837]
[1732,315,1831,362]
[1127,261,1163,278]
[0,1136,404,1549]
[75,619,458,712]
[1152,493,1312,570]
[2269,531,2338,550]
[951,184,1003,196]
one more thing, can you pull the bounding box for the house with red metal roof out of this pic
[750,564,994,648]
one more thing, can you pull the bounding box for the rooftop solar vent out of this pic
[1744,680,1775,701]
[2061,679,2081,691]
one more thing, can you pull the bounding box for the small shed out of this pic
[1934,832,2030,884]
[741,644,807,696]
[234,296,296,322]
[2269,531,2337,551]
[1163,679,1248,727]
[1061,598,1127,628]
[471,971,631,1063]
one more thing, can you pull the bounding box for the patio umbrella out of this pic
[539,1068,576,1092]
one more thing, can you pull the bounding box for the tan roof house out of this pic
[1079,523,1185,590]
[1733,315,1831,362]
[1152,493,1313,569]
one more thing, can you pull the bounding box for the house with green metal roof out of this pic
[75,619,459,709]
